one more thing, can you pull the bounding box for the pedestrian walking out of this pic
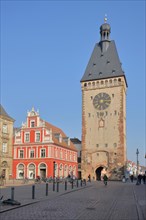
[88,174,91,182]
[103,174,108,186]
[130,174,134,183]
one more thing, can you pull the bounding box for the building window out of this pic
[88,113,91,117]
[99,119,104,128]
[30,150,34,158]
[2,124,8,133]
[60,150,63,159]
[35,132,40,142]
[19,150,24,158]
[105,144,108,148]
[2,143,7,153]
[114,143,117,148]
[25,133,30,142]
[96,144,99,148]
[41,149,46,158]
[31,121,35,127]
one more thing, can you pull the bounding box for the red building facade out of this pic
[13,108,78,179]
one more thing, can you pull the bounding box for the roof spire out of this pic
[104,14,107,23]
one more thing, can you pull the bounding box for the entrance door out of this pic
[39,163,46,178]
[40,169,46,178]
[95,167,103,180]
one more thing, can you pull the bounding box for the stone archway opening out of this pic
[95,166,104,180]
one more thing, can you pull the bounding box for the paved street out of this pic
[0,181,146,220]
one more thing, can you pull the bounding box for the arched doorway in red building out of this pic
[28,163,35,179]
[39,163,46,178]
[95,166,103,181]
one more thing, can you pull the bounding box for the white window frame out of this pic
[35,132,40,142]
[25,132,30,142]
[2,142,7,153]
[30,149,35,158]
[2,124,8,133]
[19,149,24,158]
[30,120,35,128]
[41,148,46,158]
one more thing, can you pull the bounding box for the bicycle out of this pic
[23,177,29,184]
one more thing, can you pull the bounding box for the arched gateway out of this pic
[95,166,103,180]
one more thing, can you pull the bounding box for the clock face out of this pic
[93,93,111,110]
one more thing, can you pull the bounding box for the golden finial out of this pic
[104,14,107,23]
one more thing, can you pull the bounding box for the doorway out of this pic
[95,166,103,180]
[39,163,46,178]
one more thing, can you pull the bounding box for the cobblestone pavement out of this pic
[0,181,146,220]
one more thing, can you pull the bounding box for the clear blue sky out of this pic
[1,1,145,166]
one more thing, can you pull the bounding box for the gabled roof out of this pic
[80,40,127,86]
[0,104,15,121]
[44,121,77,151]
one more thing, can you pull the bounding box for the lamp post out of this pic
[136,148,139,185]
[53,161,55,180]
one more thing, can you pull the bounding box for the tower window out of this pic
[90,96,93,100]
[105,144,108,148]
[84,83,87,87]
[114,143,117,148]
[112,94,114,98]
[99,72,102,75]
[96,144,99,148]
[114,111,117,115]
[88,113,91,117]
[99,119,104,127]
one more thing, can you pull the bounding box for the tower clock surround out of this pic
[80,20,127,181]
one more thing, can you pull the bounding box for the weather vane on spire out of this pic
[104,14,107,23]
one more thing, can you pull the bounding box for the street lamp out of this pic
[53,161,55,180]
[136,148,139,185]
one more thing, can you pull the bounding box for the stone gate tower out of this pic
[80,19,128,180]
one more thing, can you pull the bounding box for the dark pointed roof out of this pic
[0,104,15,121]
[81,40,127,86]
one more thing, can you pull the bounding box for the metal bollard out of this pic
[57,181,59,192]
[53,180,55,191]
[65,180,67,191]
[77,180,78,188]
[85,179,86,186]
[72,180,74,189]
[46,183,48,196]
[81,179,82,187]
[32,185,35,199]
[11,187,15,200]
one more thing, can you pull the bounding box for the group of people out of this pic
[130,173,146,184]
[87,174,108,186]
